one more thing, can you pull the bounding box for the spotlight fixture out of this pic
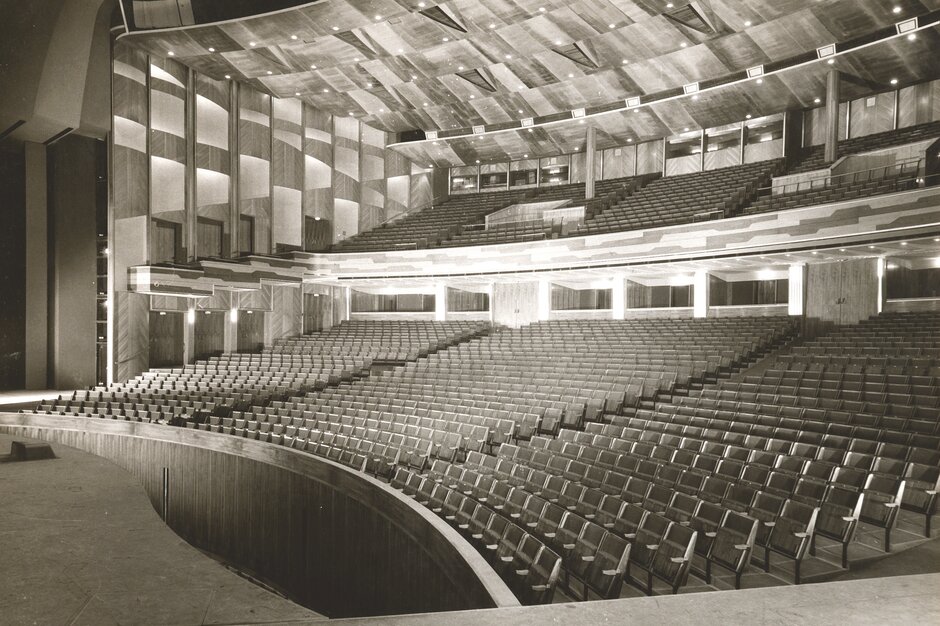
[208,47,215,52]
[224,74,231,79]
[814,97,821,103]
[249,41,257,46]
[167,51,175,56]
[291,34,298,40]
[890,78,898,84]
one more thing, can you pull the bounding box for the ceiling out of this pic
[117,0,940,141]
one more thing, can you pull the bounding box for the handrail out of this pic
[761,158,922,197]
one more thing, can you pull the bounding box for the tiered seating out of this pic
[576,160,782,236]
[743,162,919,215]
[297,318,795,447]
[439,221,562,248]
[787,120,940,174]
[332,189,530,252]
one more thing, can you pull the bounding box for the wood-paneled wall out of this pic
[149,310,183,367]
[194,310,224,360]
[0,414,518,618]
[492,282,539,327]
[806,258,880,324]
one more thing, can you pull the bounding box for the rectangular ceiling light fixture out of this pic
[816,43,836,58]
[426,130,438,140]
[896,17,918,35]
[683,82,700,94]
[625,96,641,108]
[572,108,586,118]
[746,65,764,78]
[521,117,534,127]
[473,125,485,135]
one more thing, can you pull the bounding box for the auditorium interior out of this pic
[3,0,940,623]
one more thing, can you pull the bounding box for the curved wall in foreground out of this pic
[0,413,518,618]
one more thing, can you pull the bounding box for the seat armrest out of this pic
[884,502,899,508]
[581,555,595,562]
[544,532,556,538]
[764,521,776,527]
[531,584,549,591]
[458,524,469,530]
[563,543,576,549]
[515,569,529,576]
[646,544,660,551]
[734,544,750,550]
[793,532,810,538]
[472,533,483,540]
[526,522,538,528]
[500,556,513,562]
[624,533,636,540]
[705,531,717,538]
[510,513,521,518]
[926,490,937,496]
[602,569,619,576]
[670,557,688,564]
[842,516,857,522]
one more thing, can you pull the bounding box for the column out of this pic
[183,308,195,364]
[537,279,551,321]
[825,69,841,163]
[24,142,48,389]
[224,308,238,352]
[585,126,597,200]
[611,277,626,320]
[693,270,709,318]
[434,283,447,321]
[788,264,805,316]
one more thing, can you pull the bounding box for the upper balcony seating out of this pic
[575,160,782,237]
[787,120,940,174]
[742,161,919,215]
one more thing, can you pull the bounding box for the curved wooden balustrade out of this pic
[0,412,519,618]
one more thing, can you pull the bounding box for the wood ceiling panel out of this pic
[118,0,939,142]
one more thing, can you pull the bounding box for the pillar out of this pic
[788,264,805,316]
[434,283,447,321]
[585,126,597,200]
[611,278,626,320]
[224,308,238,352]
[24,142,48,389]
[183,308,195,364]
[825,69,841,163]
[537,279,551,321]
[693,270,709,318]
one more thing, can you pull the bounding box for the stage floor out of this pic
[0,433,326,625]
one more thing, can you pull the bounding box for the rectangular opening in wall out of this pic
[447,287,489,312]
[510,159,539,188]
[744,115,784,163]
[351,290,436,312]
[480,163,508,190]
[665,133,702,176]
[450,165,479,194]
[196,217,224,259]
[550,285,612,310]
[152,218,183,264]
[239,215,255,255]
[304,216,331,252]
[704,125,742,171]
[886,256,940,299]
[539,156,569,186]
[711,274,789,306]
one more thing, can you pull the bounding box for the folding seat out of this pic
[550,512,588,560]
[489,522,527,568]
[809,486,864,568]
[534,503,567,544]
[574,488,606,521]
[871,456,907,479]
[901,463,940,536]
[516,546,562,605]
[723,482,758,513]
[594,495,625,530]
[704,511,758,589]
[763,499,818,584]
[564,521,607,587]
[622,477,652,504]
[613,503,648,542]
[859,475,906,552]
[643,484,673,514]
[699,475,731,504]
[664,492,700,525]
[832,466,869,492]
[748,491,786,549]
[675,470,705,496]
[628,515,690,595]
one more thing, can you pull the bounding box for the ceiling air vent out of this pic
[664,3,715,34]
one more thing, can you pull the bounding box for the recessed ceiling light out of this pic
[523,154,528,157]
[893,6,902,14]
[745,114,752,119]
[353,57,360,62]
[609,23,616,29]
[744,20,752,26]
[890,78,898,84]
[366,82,373,87]
[470,94,475,98]
[840,248,846,252]
[332,26,339,31]
[627,138,633,142]
[869,245,875,249]
[518,85,524,89]
[323,88,329,92]
[539,7,546,12]
[489,23,497,29]
[555,39,563,45]
[249,42,256,46]
[224,74,231,79]
[622,59,628,64]
[374,15,382,20]
[379,108,384,112]
[412,75,418,79]
[505,54,512,59]
[475,159,480,163]
[901,241,908,245]
[208,47,215,52]
[680,42,687,48]
[458,65,465,70]
[295,92,300,96]
[291,35,298,40]
[266,70,273,75]
[167,51,175,56]
[348,111,355,116]
[310,64,317,69]
[756,78,763,84]
[666,2,674,7]
[568,73,574,77]
[423,102,428,106]
[827,58,834,64]
[418,1,425,6]
[907,33,917,41]
[691,94,698,100]
[683,127,690,131]
[814,97,821,103]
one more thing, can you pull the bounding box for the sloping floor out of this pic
[0,433,325,626]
